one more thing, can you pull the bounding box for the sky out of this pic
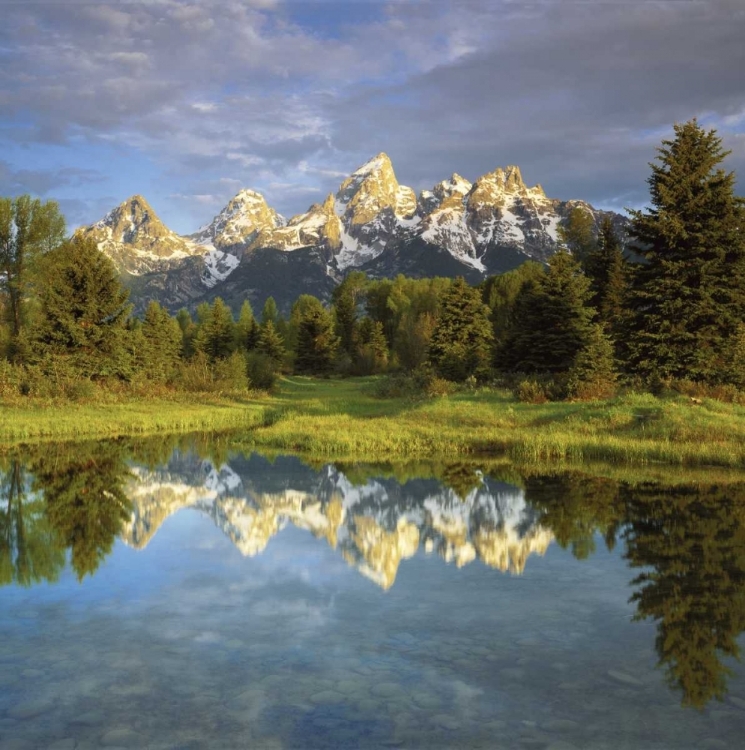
[0,0,743,234]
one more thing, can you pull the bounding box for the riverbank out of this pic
[0,394,265,445]
[2,376,744,467]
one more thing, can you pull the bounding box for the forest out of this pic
[0,120,743,406]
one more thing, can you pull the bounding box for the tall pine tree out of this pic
[584,216,627,326]
[625,120,745,383]
[294,298,339,375]
[503,250,595,373]
[428,277,493,382]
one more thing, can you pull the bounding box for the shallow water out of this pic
[1,441,744,749]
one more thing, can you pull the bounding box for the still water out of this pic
[1,437,744,749]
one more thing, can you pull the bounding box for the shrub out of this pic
[515,379,549,404]
[246,351,279,391]
[213,351,249,392]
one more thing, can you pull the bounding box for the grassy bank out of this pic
[239,377,745,467]
[0,393,266,446]
[2,376,745,467]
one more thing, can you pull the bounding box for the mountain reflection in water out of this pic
[1,438,745,712]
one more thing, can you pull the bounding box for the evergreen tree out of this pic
[584,216,628,326]
[193,297,235,362]
[141,301,182,381]
[625,120,745,383]
[394,311,436,370]
[502,250,595,373]
[558,206,597,265]
[257,320,285,366]
[428,277,493,382]
[356,317,389,374]
[33,236,131,378]
[235,300,259,351]
[261,296,279,327]
[333,271,367,357]
[566,323,618,400]
[0,196,66,354]
[176,308,197,358]
[294,298,339,375]
[482,261,546,358]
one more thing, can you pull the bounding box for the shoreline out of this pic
[1,376,744,469]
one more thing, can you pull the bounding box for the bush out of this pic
[515,379,549,404]
[247,351,279,391]
[668,378,745,405]
[213,351,249,392]
[373,364,456,399]
[176,351,248,393]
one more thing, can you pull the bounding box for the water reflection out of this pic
[2,440,745,712]
[124,453,550,588]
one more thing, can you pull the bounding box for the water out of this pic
[1,437,744,749]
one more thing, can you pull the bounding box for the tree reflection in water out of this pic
[526,472,745,709]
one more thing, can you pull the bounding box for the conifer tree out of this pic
[34,236,131,378]
[235,300,258,351]
[584,216,627,326]
[625,120,745,382]
[257,320,285,366]
[193,297,235,362]
[566,323,618,400]
[333,271,367,357]
[141,301,182,381]
[558,206,597,265]
[294,298,339,375]
[503,250,595,373]
[176,308,197,358]
[483,261,546,358]
[356,317,389,374]
[428,277,493,381]
[261,296,279,327]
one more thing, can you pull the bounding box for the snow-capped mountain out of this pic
[80,155,625,314]
[189,189,286,253]
[76,195,239,308]
[121,454,553,590]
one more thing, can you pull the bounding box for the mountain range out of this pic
[122,453,553,590]
[78,154,626,314]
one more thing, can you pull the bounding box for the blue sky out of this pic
[0,0,743,234]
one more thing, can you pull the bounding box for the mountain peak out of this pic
[191,188,285,250]
[352,152,393,177]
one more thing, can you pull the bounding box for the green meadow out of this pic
[2,376,745,468]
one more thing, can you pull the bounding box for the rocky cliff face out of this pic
[78,195,194,275]
[190,189,285,253]
[81,155,626,313]
[121,454,553,590]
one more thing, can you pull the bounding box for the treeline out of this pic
[0,119,743,401]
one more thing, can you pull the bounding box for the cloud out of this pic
[0,161,105,196]
[0,0,743,227]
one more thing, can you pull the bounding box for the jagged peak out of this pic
[434,173,473,197]
[99,194,166,232]
[474,165,545,198]
[351,152,393,177]
[230,188,270,205]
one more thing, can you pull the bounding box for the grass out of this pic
[2,376,745,468]
[0,393,266,447]
[236,376,745,468]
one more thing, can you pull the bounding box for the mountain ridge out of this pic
[79,154,627,314]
